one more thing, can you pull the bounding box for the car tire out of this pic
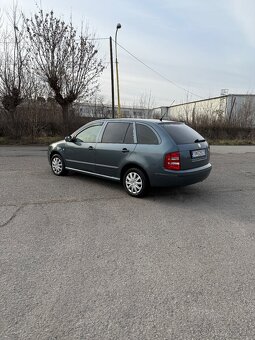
[123,168,148,197]
[51,154,67,176]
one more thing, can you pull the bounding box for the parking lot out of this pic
[0,145,255,340]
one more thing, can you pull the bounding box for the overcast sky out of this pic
[1,0,255,107]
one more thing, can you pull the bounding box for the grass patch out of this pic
[0,137,10,145]
[23,136,63,145]
[209,139,255,145]
[0,136,63,145]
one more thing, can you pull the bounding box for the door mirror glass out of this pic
[65,135,73,142]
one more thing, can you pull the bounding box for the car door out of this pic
[64,124,103,172]
[95,122,136,178]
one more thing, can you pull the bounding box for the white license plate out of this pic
[192,149,206,158]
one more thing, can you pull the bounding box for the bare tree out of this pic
[133,91,155,118]
[0,4,29,137]
[92,94,110,118]
[25,10,105,134]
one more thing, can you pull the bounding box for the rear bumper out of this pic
[150,163,212,187]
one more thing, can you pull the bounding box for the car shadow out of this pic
[148,184,207,203]
[68,170,123,192]
[68,170,208,202]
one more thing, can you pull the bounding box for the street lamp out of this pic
[115,23,121,117]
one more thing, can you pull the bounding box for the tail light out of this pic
[164,152,181,170]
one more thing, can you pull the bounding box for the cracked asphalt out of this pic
[0,145,255,340]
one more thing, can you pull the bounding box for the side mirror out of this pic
[65,135,73,142]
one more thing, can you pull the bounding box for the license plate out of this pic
[191,149,206,158]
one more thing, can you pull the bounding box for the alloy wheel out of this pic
[51,156,63,175]
[125,171,143,195]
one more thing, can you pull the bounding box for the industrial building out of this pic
[76,102,151,119]
[159,94,255,126]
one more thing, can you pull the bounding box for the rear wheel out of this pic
[123,168,148,197]
[51,154,67,176]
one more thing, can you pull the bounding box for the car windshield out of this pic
[161,123,205,144]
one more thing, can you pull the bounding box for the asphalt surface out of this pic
[0,145,255,340]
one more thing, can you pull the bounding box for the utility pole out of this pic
[109,36,115,118]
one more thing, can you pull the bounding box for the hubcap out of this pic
[52,157,63,175]
[125,172,143,195]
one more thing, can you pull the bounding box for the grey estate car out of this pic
[48,119,212,197]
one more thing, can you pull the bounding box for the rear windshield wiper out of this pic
[194,139,205,143]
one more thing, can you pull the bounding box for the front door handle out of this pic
[88,146,94,150]
[122,148,129,153]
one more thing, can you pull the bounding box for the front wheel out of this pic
[123,168,148,197]
[51,154,67,176]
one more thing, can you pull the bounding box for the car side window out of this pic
[136,124,159,145]
[75,125,102,143]
[101,122,131,143]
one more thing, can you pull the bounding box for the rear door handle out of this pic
[88,146,94,150]
[122,148,129,153]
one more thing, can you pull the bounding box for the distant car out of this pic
[48,119,212,197]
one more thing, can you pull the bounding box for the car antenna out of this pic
[159,100,175,121]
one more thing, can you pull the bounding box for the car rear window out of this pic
[161,123,204,145]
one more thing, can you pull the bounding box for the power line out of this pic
[0,34,203,99]
[115,41,203,99]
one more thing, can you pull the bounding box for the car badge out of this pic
[198,143,201,148]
